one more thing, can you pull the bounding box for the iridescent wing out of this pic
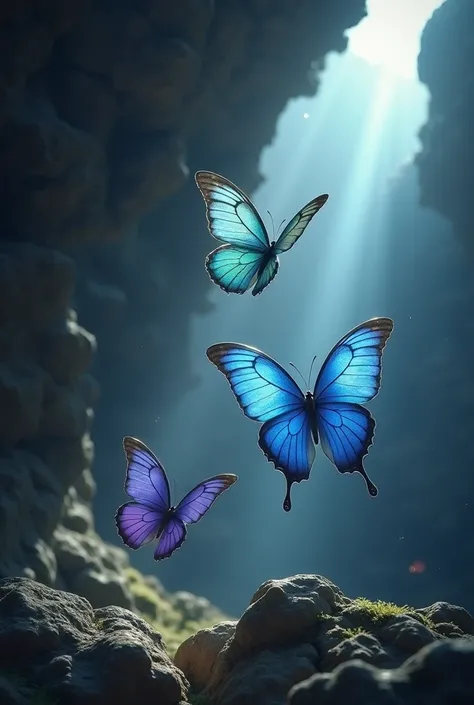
[313,318,394,495]
[122,436,170,511]
[115,437,171,550]
[174,474,238,523]
[207,343,304,422]
[154,516,187,560]
[153,474,238,560]
[205,245,264,295]
[207,343,313,511]
[195,171,270,251]
[273,194,328,254]
[115,503,164,550]
[258,408,315,512]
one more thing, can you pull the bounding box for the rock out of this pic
[417,601,474,635]
[319,631,388,671]
[70,568,133,610]
[378,615,438,653]
[288,638,474,705]
[139,0,215,50]
[171,590,224,624]
[176,574,474,705]
[51,67,117,137]
[52,527,131,608]
[0,363,44,444]
[108,130,189,221]
[1,107,108,246]
[217,644,318,705]
[0,244,75,328]
[175,621,237,692]
[38,318,96,386]
[416,0,474,247]
[0,577,188,705]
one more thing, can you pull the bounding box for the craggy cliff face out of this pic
[0,0,367,606]
[416,0,474,251]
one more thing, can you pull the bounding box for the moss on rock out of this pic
[124,567,228,656]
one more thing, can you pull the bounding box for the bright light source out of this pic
[303,113,310,119]
[347,0,446,79]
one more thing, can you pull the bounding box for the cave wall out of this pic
[0,0,367,605]
[416,0,474,250]
[413,0,474,606]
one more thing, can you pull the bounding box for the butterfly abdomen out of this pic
[252,247,280,296]
[304,392,319,445]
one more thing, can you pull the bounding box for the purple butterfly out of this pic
[115,437,238,560]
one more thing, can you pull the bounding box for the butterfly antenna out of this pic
[267,209,276,239]
[277,218,286,236]
[289,361,309,390]
[308,355,317,387]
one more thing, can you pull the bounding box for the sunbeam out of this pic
[347,0,447,79]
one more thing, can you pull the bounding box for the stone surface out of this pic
[416,0,474,250]
[177,574,474,705]
[0,576,188,705]
[288,639,474,705]
[0,573,473,705]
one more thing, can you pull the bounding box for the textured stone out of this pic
[178,574,474,705]
[175,621,236,692]
[0,577,188,705]
[288,639,474,705]
[416,0,474,247]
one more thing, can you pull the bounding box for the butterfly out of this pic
[195,170,329,296]
[206,317,394,512]
[115,437,238,560]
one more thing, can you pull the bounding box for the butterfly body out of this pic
[115,437,238,560]
[196,170,328,296]
[207,317,393,511]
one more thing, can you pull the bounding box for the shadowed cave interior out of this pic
[0,1,473,704]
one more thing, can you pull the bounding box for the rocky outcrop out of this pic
[1,574,471,705]
[0,0,367,593]
[416,0,474,250]
[176,574,474,705]
[0,576,189,705]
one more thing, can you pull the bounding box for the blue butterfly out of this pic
[207,318,394,511]
[195,170,329,296]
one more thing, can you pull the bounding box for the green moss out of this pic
[124,567,226,656]
[351,598,436,630]
[341,626,369,639]
[93,615,105,630]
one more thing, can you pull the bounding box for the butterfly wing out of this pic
[252,255,279,296]
[115,437,171,551]
[175,474,238,524]
[195,171,270,251]
[207,343,312,511]
[274,194,329,254]
[206,343,304,422]
[115,503,163,549]
[154,516,187,560]
[206,244,265,294]
[315,402,376,491]
[122,436,170,512]
[258,408,315,512]
[313,318,394,495]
